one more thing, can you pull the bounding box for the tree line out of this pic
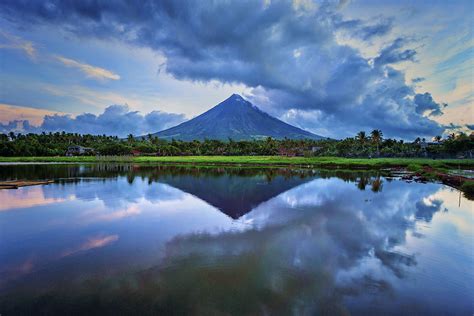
[0,130,473,158]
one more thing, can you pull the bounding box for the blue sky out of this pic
[0,0,472,139]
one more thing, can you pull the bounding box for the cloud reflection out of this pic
[61,234,119,257]
[154,179,447,314]
[0,186,70,211]
[0,166,472,315]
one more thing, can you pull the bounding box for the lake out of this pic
[0,164,472,315]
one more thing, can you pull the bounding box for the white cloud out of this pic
[0,104,186,137]
[0,31,36,59]
[0,103,63,125]
[55,55,120,81]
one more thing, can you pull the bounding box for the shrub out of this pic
[407,164,422,172]
[461,181,474,200]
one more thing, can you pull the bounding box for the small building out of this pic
[278,147,297,157]
[131,150,142,156]
[66,145,94,156]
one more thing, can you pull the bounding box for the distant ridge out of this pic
[153,94,324,141]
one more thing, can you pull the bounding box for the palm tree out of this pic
[357,176,369,190]
[356,131,367,150]
[434,135,442,143]
[356,131,366,143]
[370,129,383,156]
[371,177,383,192]
[127,134,135,144]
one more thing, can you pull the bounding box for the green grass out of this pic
[1,156,473,169]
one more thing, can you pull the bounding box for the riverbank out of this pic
[0,156,473,168]
[1,156,473,197]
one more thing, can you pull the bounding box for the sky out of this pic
[0,0,472,139]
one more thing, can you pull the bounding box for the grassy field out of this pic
[0,156,473,169]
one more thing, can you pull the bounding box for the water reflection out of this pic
[0,164,472,315]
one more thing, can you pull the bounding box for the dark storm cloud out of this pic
[414,93,445,117]
[373,38,417,67]
[0,0,446,139]
[412,77,425,83]
[415,199,442,222]
[0,105,185,137]
[336,16,394,41]
[359,18,393,40]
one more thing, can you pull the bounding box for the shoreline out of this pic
[1,156,473,197]
[1,156,474,168]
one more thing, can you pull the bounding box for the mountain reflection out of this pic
[157,172,315,219]
[0,163,387,219]
[0,164,472,315]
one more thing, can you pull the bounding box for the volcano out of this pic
[153,94,324,141]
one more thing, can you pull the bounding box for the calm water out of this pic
[0,164,472,315]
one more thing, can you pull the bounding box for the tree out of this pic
[357,176,369,190]
[371,177,383,192]
[356,131,366,143]
[434,135,442,143]
[356,131,367,154]
[370,129,383,156]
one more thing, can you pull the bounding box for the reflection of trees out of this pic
[2,164,388,218]
[371,177,383,192]
[357,176,369,190]
[1,163,389,183]
[355,175,384,192]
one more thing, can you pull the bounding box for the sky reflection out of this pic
[0,165,472,315]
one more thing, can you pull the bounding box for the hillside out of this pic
[153,94,324,141]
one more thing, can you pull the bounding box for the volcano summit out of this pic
[154,94,324,141]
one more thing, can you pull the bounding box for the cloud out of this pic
[413,92,445,117]
[0,103,62,125]
[336,16,394,41]
[373,38,417,67]
[0,0,448,139]
[55,56,120,81]
[432,102,473,135]
[415,198,442,222]
[411,77,425,83]
[61,234,119,257]
[0,104,186,137]
[0,186,68,212]
[158,178,446,313]
[358,18,393,40]
[0,31,36,59]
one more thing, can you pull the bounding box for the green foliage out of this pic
[461,181,474,195]
[1,156,473,171]
[0,131,473,158]
[407,164,423,172]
